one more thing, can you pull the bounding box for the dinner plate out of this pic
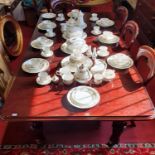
[31,37,53,50]
[41,13,56,19]
[98,35,120,44]
[62,32,87,40]
[67,86,100,109]
[22,58,50,73]
[96,18,115,28]
[37,20,57,30]
[61,55,93,72]
[107,53,134,69]
[61,42,89,55]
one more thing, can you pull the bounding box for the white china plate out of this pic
[41,13,56,19]
[41,51,54,58]
[37,20,56,30]
[61,55,93,72]
[22,58,50,73]
[97,49,110,57]
[74,71,92,84]
[61,42,89,55]
[91,30,102,36]
[67,86,100,109]
[96,18,115,27]
[36,76,52,85]
[62,32,87,40]
[98,35,120,44]
[45,32,56,38]
[89,17,99,22]
[31,37,53,49]
[107,53,134,69]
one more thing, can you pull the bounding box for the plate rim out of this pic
[37,21,57,30]
[22,58,50,73]
[98,35,120,44]
[41,13,56,19]
[67,86,100,109]
[107,53,134,69]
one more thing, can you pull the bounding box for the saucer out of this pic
[41,51,54,58]
[41,13,56,19]
[36,76,52,85]
[45,32,56,38]
[89,17,98,22]
[97,49,110,57]
[56,17,65,21]
[91,30,102,35]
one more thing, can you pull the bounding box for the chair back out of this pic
[50,0,76,13]
[115,6,128,30]
[121,20,139,49]
[0,15,23,59]
[136,45,155,83]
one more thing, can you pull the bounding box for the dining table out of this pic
[0,11,155,146]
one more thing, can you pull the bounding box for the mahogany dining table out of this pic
[1,12,155,146]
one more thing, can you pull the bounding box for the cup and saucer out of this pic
[97,46,110,57]
[90,13,99,22]
[45,29,56,38]
[36,71,52,85]
[41,47,54,58]
[91,26,101,35]
[56,13,65,21]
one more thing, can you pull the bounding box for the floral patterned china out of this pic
[31,36,53,50]
[97,46,110,57]
[37,20,57,30]
[67,86,100,109]
[107,53,134,69]
[41,13,56,19]
[22,58,49,73]
[96,18,115,27]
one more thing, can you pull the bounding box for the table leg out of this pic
[30,122,45,145]
[107,121,127,147]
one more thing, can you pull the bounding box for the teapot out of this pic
[74,64,92,81]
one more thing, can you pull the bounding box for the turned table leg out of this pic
[107,121,127,147]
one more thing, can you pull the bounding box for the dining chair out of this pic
[136,45,155,84]
[115,6,128,31]
[120,20,139,49]
[0,15,23,61]
[49,0,76,13]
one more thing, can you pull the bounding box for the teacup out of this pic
[46,28,54,36]
[93,73,103,85]
[58,13,65,20]
[91,13,98,20]
[56,67,71,76]
[93,26,100,33]
[60,23,67,32]
[103,69,115,81]
[38,71,50,83]
[42,47,53,56]
[62,73,74,85]
[103,31,114,40]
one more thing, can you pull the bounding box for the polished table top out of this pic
[1,13,155,121]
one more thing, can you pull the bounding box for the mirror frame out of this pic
[0,15,23,57]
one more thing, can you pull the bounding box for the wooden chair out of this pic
[120,20,139,49]
[136,45,155,84]
[0,50,15,101]
[0,15,23,61]
[49,0,76,13]
[115,6,128,31]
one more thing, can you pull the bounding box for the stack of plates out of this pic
[107,53,134,69]
[67,86,100,109]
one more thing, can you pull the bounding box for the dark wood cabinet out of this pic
[134,0,155,46]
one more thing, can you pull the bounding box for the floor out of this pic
[1,12,155,145]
